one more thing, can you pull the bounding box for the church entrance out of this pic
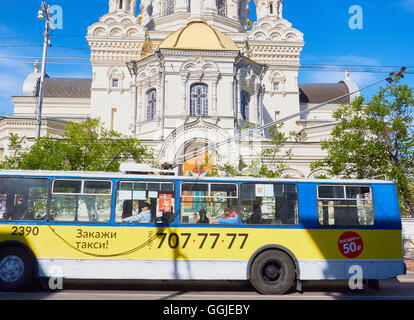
[177,139,215,177]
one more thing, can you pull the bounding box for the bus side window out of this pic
[241,183,298,225]
[115,181,175,224]
[0,177,48,222]
[180,182,238,224]
[50,179,112,223]
[317,185,374,226]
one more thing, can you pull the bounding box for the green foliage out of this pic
[212,124,296,178]
[311,83,414,216]
[0,118,152,172]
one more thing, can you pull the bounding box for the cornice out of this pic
[0,118,68,131]
[12,97,91,105]
[160,48,240,58]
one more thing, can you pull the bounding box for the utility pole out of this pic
[35,2,53,139]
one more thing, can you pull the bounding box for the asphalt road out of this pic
[1,273,414,301]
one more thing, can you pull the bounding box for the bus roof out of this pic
[0,169,395,185]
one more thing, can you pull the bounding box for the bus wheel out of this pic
[250,250,295,295]
[0,247,34,291]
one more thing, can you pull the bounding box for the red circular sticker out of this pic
[338,231,363,258]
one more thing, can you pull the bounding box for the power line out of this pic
[0,55,89,60]
[171,69,406,167]
[0,58,412,74]
[0,60,90,65]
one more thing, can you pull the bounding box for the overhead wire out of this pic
[172,69,405,167]
[0,55,412,73]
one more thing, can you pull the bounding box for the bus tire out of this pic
[250,250,295,295]
[0,246,34,291]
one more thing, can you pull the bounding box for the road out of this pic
[1,273,414,300]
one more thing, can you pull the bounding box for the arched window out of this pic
[269,2,274,15]
[217,0,226,17]
[240,91,250,121]
[163,0,175,16]
[190,83,208,117]
[146,89,157,121]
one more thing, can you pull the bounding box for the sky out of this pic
[0,0,413,116]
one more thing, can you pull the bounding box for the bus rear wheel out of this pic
[0,246,34,291]
[250,250,295,295]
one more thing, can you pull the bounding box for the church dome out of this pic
[159,20,239,51]
[22,61,42,96]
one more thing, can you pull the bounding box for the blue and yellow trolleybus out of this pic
[0,170,406,294]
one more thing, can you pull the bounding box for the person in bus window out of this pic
[157,210,175,224]
[4,195,28,221]
[122,200,133,220]
[193,212,199,223]
[211,208,238,224]
[197,208,209,224]
[245,204,262,224]
[230,208,238,218]
[123,202,151,223]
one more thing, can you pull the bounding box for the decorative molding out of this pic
[87,12,145,38]
[248,17,304,42]
[160,117,238,163]
[160,48,239,59]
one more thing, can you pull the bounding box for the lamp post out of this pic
[35,2,53,139]
[126,60,139,136]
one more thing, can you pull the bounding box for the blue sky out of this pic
[0,0,413,116]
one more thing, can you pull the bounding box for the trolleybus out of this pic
[0,170,406,294]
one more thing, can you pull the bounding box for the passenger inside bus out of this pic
[244,204,262,224]
[122,200,133,220]
[197,208,209,224]
[123,202,151,223]
[156,211,175,224]
[211,208,239,224]
[4,195,28,221]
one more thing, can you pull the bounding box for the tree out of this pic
[311,83,414,216]
[211,124,296,178]
[0,118,152,172]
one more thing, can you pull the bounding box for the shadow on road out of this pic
[2,275,413,300]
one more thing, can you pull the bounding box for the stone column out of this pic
[190,0,203,17]
[204,0,217,15]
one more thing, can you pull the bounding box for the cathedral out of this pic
[1,0,359,177]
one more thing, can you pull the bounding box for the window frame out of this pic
[180,181,239,225]
[0,176,50,222]
[217,0,227,17]
[316,184,375,226]
[189,83,209,117]
[50,178,113,224]
[115,179,176,224]
[52,179,113,196]
[146,88,157,121]
[240,90,250,121]
[240,182,299,226]
[180,182,238,199]
[163,0,175,16]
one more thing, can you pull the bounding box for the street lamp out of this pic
[126,60,139,136]
[35,2,54,139]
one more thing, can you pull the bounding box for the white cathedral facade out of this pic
[1,0,359,177]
